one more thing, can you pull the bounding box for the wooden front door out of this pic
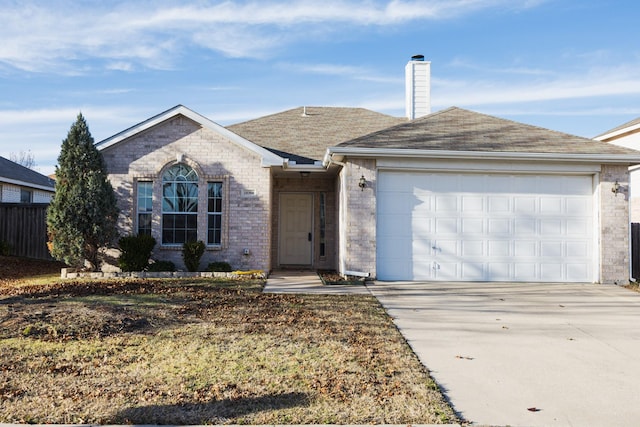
[279,193,313,265]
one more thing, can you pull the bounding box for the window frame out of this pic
[20,188,32,204]
[207,181,223,247]
[161,164,199,246]
[136,180,153,236]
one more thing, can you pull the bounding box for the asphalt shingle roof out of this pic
[337,107,640,156]
[0,156,55,189]
[228,107,406,164]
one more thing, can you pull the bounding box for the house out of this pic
[0,156,55,204]
[96,57,640,283]
[595,118,640,222]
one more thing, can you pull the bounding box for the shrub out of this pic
[147,260,176,272]
[182,240,205,272]
[0,240,11,256]
[207,261,232,272]
[118,234,156,272]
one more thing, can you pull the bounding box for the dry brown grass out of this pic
[0,257,458,424]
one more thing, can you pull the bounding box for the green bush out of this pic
[182,240,205,272]
[207,261,232,272]
[147,260,176,272]
[118,234,156,272]
[0,240,11,256]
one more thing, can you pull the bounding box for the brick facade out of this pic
[600,164,631,284]
[101,115,272,271]
[339,159,377,277]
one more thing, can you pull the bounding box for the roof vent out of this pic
[301,106,309,117]
[411,54,425,61]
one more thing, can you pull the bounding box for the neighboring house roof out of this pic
[328,107,640,164]
[595,116,640,142]
[0,156,55,191]
[228,106,406,164]
[95,104,285,167]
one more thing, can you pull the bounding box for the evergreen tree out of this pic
[47,113,119,270]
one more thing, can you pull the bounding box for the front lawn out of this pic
[0,258,457,424]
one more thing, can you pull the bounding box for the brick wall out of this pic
[339,159,377,277]
[101,115,272,272]
[600,164,631,284]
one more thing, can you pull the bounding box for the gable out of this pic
[96,105,284,168]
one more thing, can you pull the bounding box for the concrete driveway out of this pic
[368,282,640,427]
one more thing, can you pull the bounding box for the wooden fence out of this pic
[0,203,51,260]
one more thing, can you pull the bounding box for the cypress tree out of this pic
[47,113,119,270]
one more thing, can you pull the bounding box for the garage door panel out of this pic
[462,195,484,212]
[515,197,536,213]
[488,196,510,212]
[461,262,484,280]
[514,263,537,280]
[567,264,590,281]
[515,241,538,257]
[488,240,510,256]
[462,218,483,234]
[435,218,458,234]
[377,171,594,282]
[488,262,511,280]
[541,263,563,281]
[540,197,563,214]
[540,218,562,235]
[462,240,484,256]
[514,219,536,235]
[567,219,590,235]
[378,193,413,214]
[435,195,458,212]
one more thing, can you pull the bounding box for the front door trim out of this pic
[278,192,314,266]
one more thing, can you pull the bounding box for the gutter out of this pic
[0,177,55,192]
[326,147,640,165]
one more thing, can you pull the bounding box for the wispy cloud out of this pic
[281,62,402,83]
[0,0,544,73]
[434,63,640,107]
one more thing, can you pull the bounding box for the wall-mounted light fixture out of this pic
[300,171,310,178]
[612,180,621,195]
[358,175,366,191]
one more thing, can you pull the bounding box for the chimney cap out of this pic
[411,54,425,61]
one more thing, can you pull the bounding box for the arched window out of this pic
[162,164,198,244]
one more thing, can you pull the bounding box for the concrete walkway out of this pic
[264,270,370,295]
[265,274,640,426]
[368,281,640,427]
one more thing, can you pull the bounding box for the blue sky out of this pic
[1,0,639,175]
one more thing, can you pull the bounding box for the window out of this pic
[207,182,223,245]
[137,181,153,235]
[162,164,198,245]
[20,189,32,203]
[319,192,326,257]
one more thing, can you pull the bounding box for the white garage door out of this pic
[377,171,595,282]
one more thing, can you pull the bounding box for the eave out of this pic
[324,147,640,166]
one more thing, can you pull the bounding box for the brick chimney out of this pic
[405,54,431,120]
